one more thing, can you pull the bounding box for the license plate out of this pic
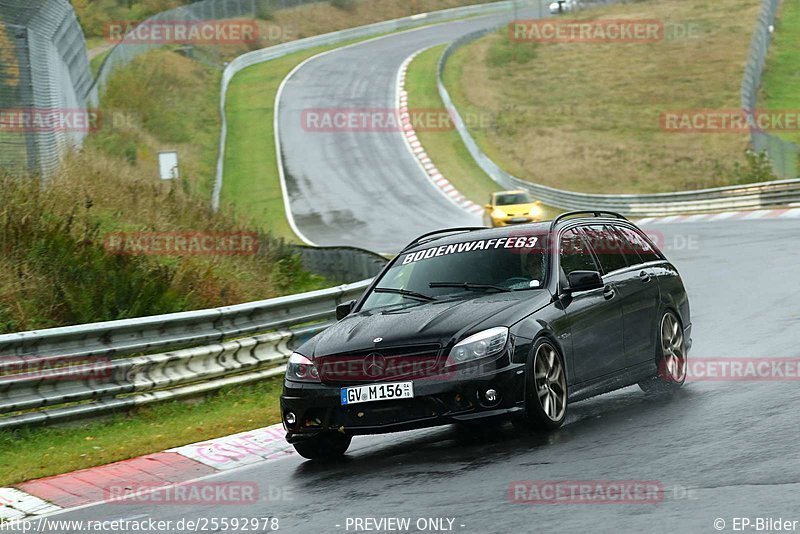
[341,382,414,405]
[511,217,528,223]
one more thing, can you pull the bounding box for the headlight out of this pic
[530,205,542,217]
[286,352,320,382]
[492,209,507,219]
[446,327,509,366]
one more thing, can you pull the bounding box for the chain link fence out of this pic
[0,0,92,178]
[0,0,321,179]
[742,0,798,179]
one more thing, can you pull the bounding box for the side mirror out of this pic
[335,300,355,321]
[567,271,604,293]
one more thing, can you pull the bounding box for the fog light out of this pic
[484,389,498,403]
[284,412,296,426]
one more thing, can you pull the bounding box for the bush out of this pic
[255,0,276,20]
[72,0,193,38]
[0,158,325,334]
[0,176,189,329]
[329,0,356,12]
[713,150,779,185]
[486,29,538,67]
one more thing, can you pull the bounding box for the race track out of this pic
[277,7,546,252]
[47,217,800,533]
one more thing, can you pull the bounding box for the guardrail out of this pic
[212,0,543,211]
[437,13,800,216]
[0,280,370,430]
[295,245,389,283]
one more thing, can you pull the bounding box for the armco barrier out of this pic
[0,280,371,429]
[295,245,389,283]
[437,9,800,215]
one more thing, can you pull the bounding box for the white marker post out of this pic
[158,151,180,180]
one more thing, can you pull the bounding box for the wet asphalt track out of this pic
[46,217,800,533]
[277,7,549,252]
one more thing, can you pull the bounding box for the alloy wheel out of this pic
[660,312,687,383]
[534,342,567,421]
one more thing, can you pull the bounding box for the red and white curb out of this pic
[636,208,800,226]
[397,50,484,216]
[0,488,60,521]
[0,423,293,520]
[168,424,294,470]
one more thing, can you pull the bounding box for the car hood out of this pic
[495,202,539,217]
[300,290,553,358]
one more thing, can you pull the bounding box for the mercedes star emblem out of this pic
[363,353,386,378]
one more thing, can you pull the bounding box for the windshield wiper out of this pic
[429,282,515,293]
[373,287,437,302]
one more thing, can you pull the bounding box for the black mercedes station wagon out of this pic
[281,212,691,460]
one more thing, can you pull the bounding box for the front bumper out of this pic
[491,216,539,227]
[281,363,526,442]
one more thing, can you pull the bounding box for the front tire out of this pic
[639,311,687,393]
[518,339,568,430]
[292,432,351,461]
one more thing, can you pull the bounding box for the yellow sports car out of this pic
[483,190,544,227]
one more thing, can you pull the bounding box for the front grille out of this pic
[315,344,442,384]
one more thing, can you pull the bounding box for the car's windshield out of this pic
[495,192,532,206]
[361,232,549,311]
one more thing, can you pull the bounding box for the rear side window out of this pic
[609,225,644,267]
[559,228,600,275]
[616,226,662,263]
[581,225,629,274]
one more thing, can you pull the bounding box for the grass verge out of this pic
[0,378,282,487]
[445,0,766,194]
[761,0,800,146]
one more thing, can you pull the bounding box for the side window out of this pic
[582,225,629,274]
[617,226,662,263]
[610,225,644,267]
[559,228,600,276]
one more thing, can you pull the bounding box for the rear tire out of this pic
[639,311,687,393]
[292,432,351,461]
[518,338,568,431]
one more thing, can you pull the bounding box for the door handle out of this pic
[639,271,652,283]
[603,285,616,300]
